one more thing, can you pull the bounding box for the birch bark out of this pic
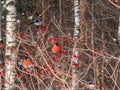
[0,1,2,89]
[118,13,120,43]
[0,0,1,41]
[72,0,80,90]
[4,0,17,89]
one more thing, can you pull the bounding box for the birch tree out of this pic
[0,1,2,89]
[0,0,2,42]
[4,0,17,89]
[118,12,120,43]
[72,0,80,90]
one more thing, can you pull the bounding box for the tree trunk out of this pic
[0,1,2,90]
[72,0,80,90]
[118,13,120,43]
[59,0,62,25]
[0,0,2,41]
[4,0,17,89]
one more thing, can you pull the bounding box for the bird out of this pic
[29,16,42,26]
[22,57,33,68]
[51,43,61,53]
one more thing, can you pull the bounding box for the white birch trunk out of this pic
[118,13,120,43]
[0,0,2,41]
[0,1,2,90]
[72,0,80,90]
[4,0,17,89]
[59,0,62,25]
